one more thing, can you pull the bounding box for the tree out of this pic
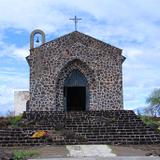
[136,109,141,116]
[145,89,160,117]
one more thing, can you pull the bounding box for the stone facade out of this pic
[27,31,125,111]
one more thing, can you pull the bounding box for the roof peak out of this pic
[31,30,122,53]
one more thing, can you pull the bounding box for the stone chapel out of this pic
[1,29,159,147]
[26,29,126,111]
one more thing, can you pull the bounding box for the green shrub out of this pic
[139,115,160,130]
[0,115,23,128]
[8,115,22,126]
[13,150,38,160]
[148,123,159,130]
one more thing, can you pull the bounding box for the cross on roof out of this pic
[69,16,82,31]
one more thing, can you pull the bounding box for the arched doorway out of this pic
[64,69,88,111]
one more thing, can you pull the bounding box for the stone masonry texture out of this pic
[27,31,125,111]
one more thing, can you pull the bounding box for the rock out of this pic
[0,150,3,159]
[145,152,152,156]
[152,151,158,156]
[0,150,13,160]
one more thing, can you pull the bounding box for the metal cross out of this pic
[69,16,82,31]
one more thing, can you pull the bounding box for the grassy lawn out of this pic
[13,150,39,160]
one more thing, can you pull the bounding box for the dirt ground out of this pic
[1,146,69,159]
[1,144,160,158]
[111,145,160,156]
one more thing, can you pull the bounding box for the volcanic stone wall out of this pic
[27,31,125,111]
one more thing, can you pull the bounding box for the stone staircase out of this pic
[0,129,47,147]
[0,110,160,147]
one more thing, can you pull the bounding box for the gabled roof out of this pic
[39,31,122,51]
[27,31,126,65]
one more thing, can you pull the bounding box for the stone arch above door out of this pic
[55,59,96,111]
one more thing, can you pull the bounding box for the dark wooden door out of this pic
[64,69,88,111]
[67,87,86,111]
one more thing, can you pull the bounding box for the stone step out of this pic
[0,132,159,139]
[0,110,159,146]
[65,122,145,126]
[0,139,46,144]
[0,125,151,131]
[0,142,44,147]
[65,128,154,132]
[65,126,151,129]
[33,124,145,128]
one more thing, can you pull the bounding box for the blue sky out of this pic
[0,0,160,115]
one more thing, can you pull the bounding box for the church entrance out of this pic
[66,87,86,111]
[64,69,88,111]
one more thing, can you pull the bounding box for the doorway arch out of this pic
[64,69,88,111]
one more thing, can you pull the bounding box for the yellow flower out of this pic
[31,130,47,138]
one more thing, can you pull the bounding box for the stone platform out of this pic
[0,110,160,147]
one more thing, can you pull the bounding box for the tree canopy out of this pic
[145,89,160,117]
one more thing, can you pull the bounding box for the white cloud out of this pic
[0,85,14,106]
[0,0,159,35]
[0,71,28,88]
[124,48,144,58]
[12,47,29,58]
[0,0,159,49]
[0,42,29,58]
[0,0,71,33]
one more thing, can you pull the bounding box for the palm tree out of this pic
[146,89,160,117]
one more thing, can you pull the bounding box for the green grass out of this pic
[13,150,39,160]
[8,115,22,126]
[0,115,23,128]
[139,115,160,131]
